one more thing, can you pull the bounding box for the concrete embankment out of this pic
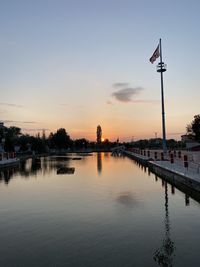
[124,150,200,194]
[124,151,151,166]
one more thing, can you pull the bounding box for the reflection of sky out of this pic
[1,1,200,140]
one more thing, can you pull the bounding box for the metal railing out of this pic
[127,148,200,176]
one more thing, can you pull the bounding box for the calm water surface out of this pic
[0,153,200,267]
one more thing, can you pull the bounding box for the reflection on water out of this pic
[1,153,200,267]
[0,156,73,185]
[97,152,102,174]
[154,182,176,267]
[116,191,139,208]
[185,194,190,206]
[171,185,175,195]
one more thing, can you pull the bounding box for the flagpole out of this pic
[157,38,167,154]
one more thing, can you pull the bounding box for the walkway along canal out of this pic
[124,149,200,198]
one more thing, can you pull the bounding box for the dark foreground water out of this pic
[0,153,200,267]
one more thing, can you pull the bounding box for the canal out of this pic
[0,153,200,267]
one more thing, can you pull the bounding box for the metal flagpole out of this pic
[157,38,167,154]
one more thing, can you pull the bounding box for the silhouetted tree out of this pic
[18,134,31,151]
[4,126,21,152]
[96,125,102,144]
[50,128,71,150]
[30,135,46,153]
[74,138,89,149]
[187,114,200,141]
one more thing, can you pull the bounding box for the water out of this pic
[0,153,200,267]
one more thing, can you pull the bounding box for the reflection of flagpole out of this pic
[157,38,167,154]
[154,182,175,265]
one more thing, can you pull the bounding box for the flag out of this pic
[149,45,160,64]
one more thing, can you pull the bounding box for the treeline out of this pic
[126,138,185,150]
[0,124,191,154]
[0,127,117,153]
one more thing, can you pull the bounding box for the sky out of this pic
[1,0,200,141]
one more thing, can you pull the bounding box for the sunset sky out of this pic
[1,0,200,141]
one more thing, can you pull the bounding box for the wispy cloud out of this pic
[22,128,49,132]
[168,132,185,136]
[2,120,38,124]
[131,99,159,104]
[0,102,23,108]
[113,82,129,88]
[112,87,143,102]
[111,82,159,104]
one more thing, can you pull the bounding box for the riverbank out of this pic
[124,150,200,194]
[0,158,20,168]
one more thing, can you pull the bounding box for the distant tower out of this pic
[96,125,102,144]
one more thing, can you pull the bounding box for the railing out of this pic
[127,148,200,176]
[0,152,16,161]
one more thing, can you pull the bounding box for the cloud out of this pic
[113,82,129,88]
[22,128,49,132]
[0,102,23,108]
[168,132,185,136]
[112,87,143,102]
[110,82,158,104]
[131,99,159,104]
[2,120,38,124]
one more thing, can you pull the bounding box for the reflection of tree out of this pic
[19,158,42,177]
[0,156,71,185]
[97,152,102,174]
[154,182,176,267]
[0,168,16,184]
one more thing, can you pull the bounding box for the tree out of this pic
[50,128,71,150]
[96,125,102,144]
[74,138,89,149]
[18,134,31,151]
[30,135,46,153]
[4,126,21,152]
[187,115,200,141]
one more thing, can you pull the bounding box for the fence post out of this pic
[184,155,188,168]
[174,150,176,158]
[178,151,181,159]
[161,152,164,161]
[170,153,174,164]
[154,151,157,160]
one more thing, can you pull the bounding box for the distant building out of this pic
[181,134,200,151]
[181,134,194,142]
